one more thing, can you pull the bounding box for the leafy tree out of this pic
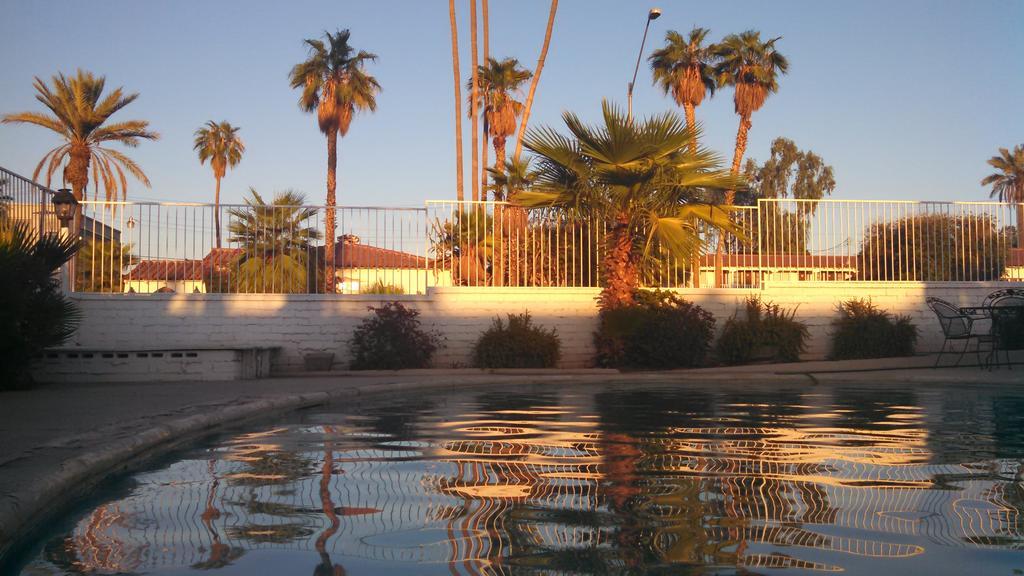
[981,144,1024,247]
[858,213,1011,281]
[470,57,532,195]
[714,31,788,205]
[1,221,80,388]
[649,27,718,153]
[228,189,322,293]
[75,238,136,292]
[519,101,743,308]
[194,120,245,248]
[2,70,158,202]
[289,30,380,291]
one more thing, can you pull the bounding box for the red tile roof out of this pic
[125,259,203,281]
[1008,249,1024,268]
[334,242,428,269]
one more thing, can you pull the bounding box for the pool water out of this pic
[16,382,1024,575]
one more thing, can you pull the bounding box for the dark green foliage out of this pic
[473,312,561,368]
[0,222,81,389]
[858,214,1010,281]
[716,296,808,365]
[594,289,715,369]
[830,299,918,360]
[349,302,439,370]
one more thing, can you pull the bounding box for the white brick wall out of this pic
[64,282,1017,370]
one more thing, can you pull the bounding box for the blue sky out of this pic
[1,0,1021,206]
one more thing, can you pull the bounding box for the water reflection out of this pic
[20,384,1024,575]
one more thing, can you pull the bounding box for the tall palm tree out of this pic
[714,31,788,205]
[194,120,245,248]
[2,70,158,202]
[469,0,481,202]
[518,101,744,308]
[513,0,558,163]
[649,28,718,153]
[228,189,322,294]
[481,0,491,199]
[470,57,533,195]
[289,30,380,292]
[448,0,465,201]
[981,144,1024,246]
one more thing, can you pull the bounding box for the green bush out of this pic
[716,296,808,365]
[0,222,81,389]
[473,312,561,368]
[595,289,715,369]
[349,302,439,370]
[830,299,917,359]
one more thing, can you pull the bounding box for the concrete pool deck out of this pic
[0,355,1020,566]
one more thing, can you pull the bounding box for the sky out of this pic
[0,0,1022,207]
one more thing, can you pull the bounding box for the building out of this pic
[698,254,859,288]
[332,234,451,294]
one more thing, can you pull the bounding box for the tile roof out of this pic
[333,242,429,269]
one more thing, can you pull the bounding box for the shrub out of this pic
[473,312,561,368]
[716,296,808,365]
[595,289,715,369]
[0,222,81,389]
[349,302,439,370]
[830,299,917,359]
[360,280,404,295]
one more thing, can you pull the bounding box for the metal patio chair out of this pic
[926,297,993,368]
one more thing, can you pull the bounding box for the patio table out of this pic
[958,304,1024,370]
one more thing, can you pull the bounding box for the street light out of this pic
[627,7,662,122]
[51,188,78,229]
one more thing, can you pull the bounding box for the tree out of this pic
[448,0,465,201]
[714,31,788,205]
[519,101,743,308]
[981,144,1024,247]
[469,0,481,202]
[470,57,533,193]
[227,189,322,293]
[289,30,380,292]
[194,121,245,248]
[0,221,80,388]
[649,28,718,153]
[2,70,158,202]
[513,0,558,163]
[75,238,136,293]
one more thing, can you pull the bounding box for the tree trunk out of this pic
[469,0,480,202]
[600,214,637,309]
[214,176,222,249]
[67,144,91,202]
[325,130,338,293]
[481,0,490,201]
[1017,203,1024,249]
[715,113,752,287]
[513,0,558,162]
[683,102,697,154]
[494,136,506,196]
[448,0,464,202]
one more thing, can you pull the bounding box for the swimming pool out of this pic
[15,381,1024,575]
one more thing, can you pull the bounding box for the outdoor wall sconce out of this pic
[51,188,78,229]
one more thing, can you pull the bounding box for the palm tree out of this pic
[649,28,718,153]
[981,144,1024,246]
[470,58,533,195]
[289,30,380,292]
[448,0,465,201]
[194,121,245,248]
[513,0,558,163]
[2,70,158,202]
[518,101,744,308]
[714,31,788,205]
[469,0,481,202]
[486,157,534,202]
[228,189,322,294]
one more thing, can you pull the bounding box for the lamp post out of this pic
[52,188,78,291]
[627,8,662,122]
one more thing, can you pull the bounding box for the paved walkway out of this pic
[1,357,1020,565]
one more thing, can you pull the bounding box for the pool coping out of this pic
[1,364,1019,569]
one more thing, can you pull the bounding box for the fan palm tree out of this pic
[513,0,559,163]
[448,0,465,201]
[289,30,380,292]
[649,28,718,153]
[2,70,159,202]
[470,57,533,195]
[518,101,744,308]
[228,189,322,294]
[981,144,1024,246]
[714,31,788,205]
[194,121,245,248]
[486,157,535,202]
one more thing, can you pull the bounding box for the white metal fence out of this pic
[3,167,1021,294]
